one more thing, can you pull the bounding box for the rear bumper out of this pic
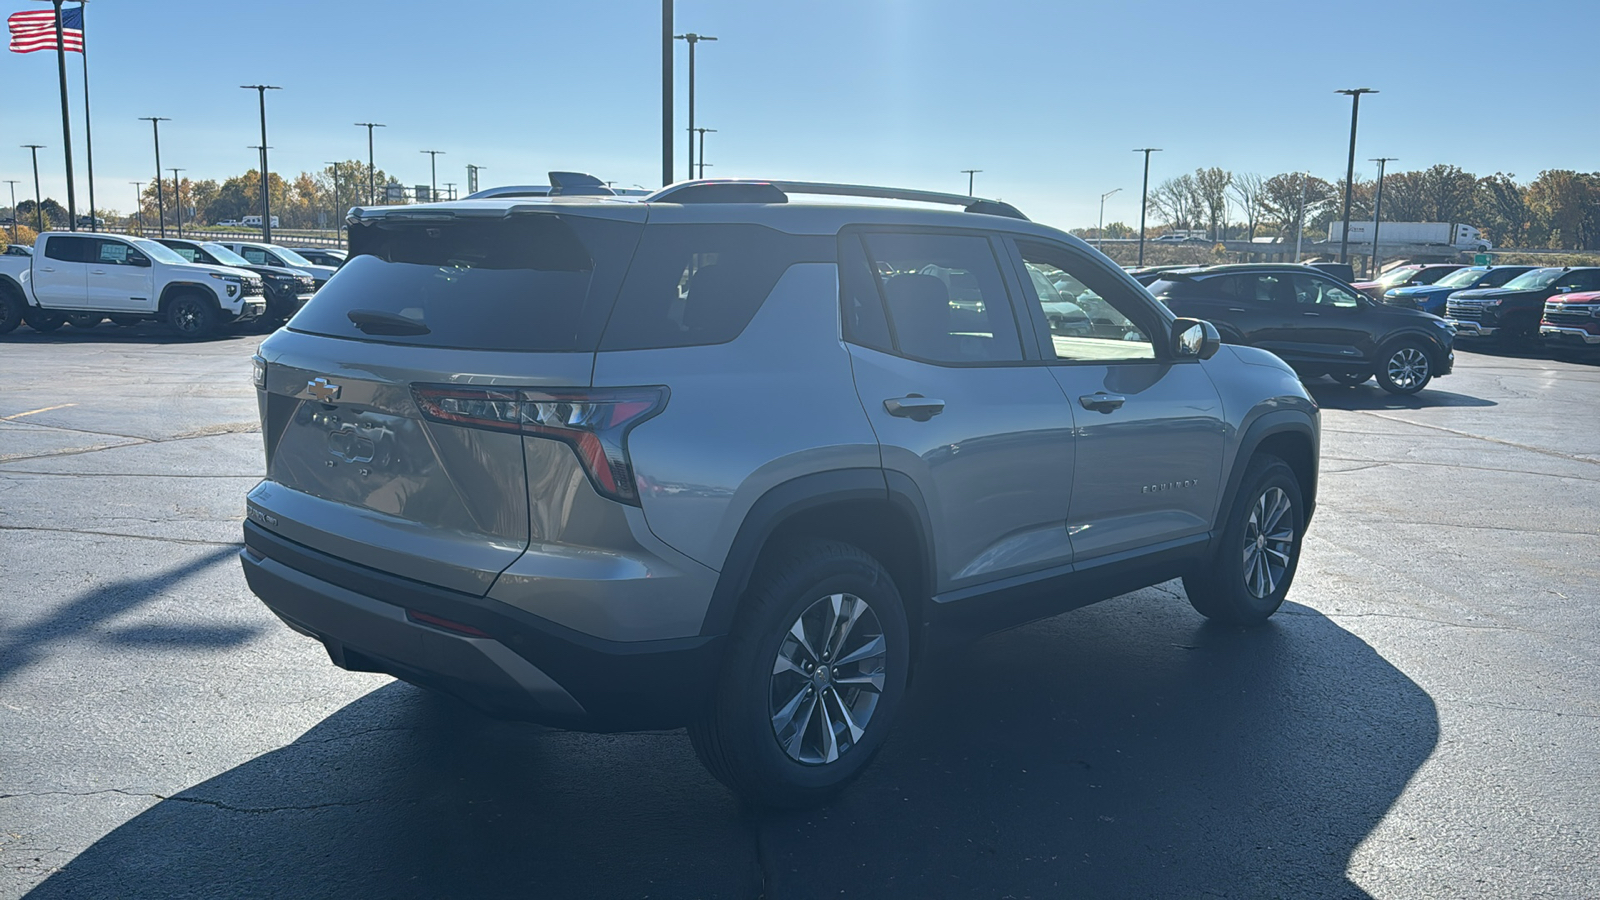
[240,521,723,731]
[1541,326,1600,346]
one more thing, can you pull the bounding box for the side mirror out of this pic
[1172,318,1221,360]
[129,255,151,268]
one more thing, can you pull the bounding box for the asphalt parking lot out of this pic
[2,327,1596,899]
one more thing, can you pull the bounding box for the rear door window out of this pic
[43,236,94,263]
[859,232,1023,364]
[600,224,833,350]
[289,213,642,351]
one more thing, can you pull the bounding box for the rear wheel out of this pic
[1375,340,1433,394]
[65,313,103,329]
[24,308,65,333]
[166,293,217,340]
[1329,371,1370,386]
[0,291,25,335]
[1184,454,1303,626]
[689,540,910,808]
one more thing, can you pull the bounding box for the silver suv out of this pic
[241,176,1320,807]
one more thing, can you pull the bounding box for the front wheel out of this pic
[1184,454,1304,625]
[0,291,25,335]
[1375,341,1433,394]
[689,540,910,808]
[24,308,65,333]
[166,294,217,340]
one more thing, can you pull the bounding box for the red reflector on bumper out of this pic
[407,610,491,638]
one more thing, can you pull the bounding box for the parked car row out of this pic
[0,232,343,339]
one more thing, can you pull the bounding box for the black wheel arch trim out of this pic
[698,467,936,637]
[158,281,222,310]
[1378,328,1450,365]
[1218,408,1319,532]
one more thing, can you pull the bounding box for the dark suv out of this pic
[241,177,1320,807]
[1147,264,1456,394]
[1445,266,1600,343]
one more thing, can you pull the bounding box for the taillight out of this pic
[411,384,667,506]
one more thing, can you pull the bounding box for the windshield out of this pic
[201,242,252,267]
[1502,268,1563,290]
[1435,267,1488,289]
[1375,267,1419,288]
[129,238,191,266]
[269,246,315,267]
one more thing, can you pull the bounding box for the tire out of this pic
[1329,371,1370,386]
[65,313,103,329]
[0,290,25,335]
[688,540,911,809]
[166,293,217,340]
[1183,454,1304,626]
[108,314,143,327]
[24,308,65,333]
[1374,340,1433,394]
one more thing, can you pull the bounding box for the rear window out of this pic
[289,214,642,352]
[599,224,833,351]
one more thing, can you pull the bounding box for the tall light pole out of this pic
[240,85,280,243]
[1294,172,1309,263]
[1133,148,1161,266]
[466,164,484,195]
[356,123,385,205]
[661,0,673,186]
[1335,88,1377,264]
[324,161,341,244]
[22,145,45,232]
[693,129,716,178]
[420,149,444,200]
[4,180,19,242]
[674,32,717,181]
[1098,187,1122,250]
[443,182,456,201]
[44,0,77,230]
[138,117,168,237]
[169,167,185,239]
[961,169,981,196]
[128,181,142,232]
[1369,157,1397,277]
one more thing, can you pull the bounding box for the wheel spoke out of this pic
[773,653,807,677]
[828,687,866,743]
[1264,546,1292,565]
[834,633,885,668]
[787,618,818,665]
[771,683,812,739]
[820,594,842,661]
[834,670,885,693]
[828,594,868,661]
[817,692,840,763]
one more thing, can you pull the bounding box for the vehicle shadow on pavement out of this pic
[20,592,1436,900]
[1307,381,1497,411]
[0,546,257,687]
[0,324,260,344]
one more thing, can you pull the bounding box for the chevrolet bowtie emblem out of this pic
[307,377,342,402]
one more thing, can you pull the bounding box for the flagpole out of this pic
[49,0,77,231]
[78,1,94,231]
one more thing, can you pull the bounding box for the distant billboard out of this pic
[415,185,431,203]
[384,182,405,203]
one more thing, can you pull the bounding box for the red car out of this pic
[1353,263,1466,300]
[1540,289,1600,357]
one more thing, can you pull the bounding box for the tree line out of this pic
[1075,165,1600,251]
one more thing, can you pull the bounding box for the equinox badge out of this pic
[307,377,342,402]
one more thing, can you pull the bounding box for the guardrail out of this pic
[174,227,346,249]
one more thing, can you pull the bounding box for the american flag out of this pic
[8,6,84,54]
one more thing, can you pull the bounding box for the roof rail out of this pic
[645,179,1028,220]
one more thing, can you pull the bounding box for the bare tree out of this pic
[1229,172,1266,240]
[1261,173,1335,242]
[1193,167,1232,241]
[1151,174,1200,231]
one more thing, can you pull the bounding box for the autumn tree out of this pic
[1229,172,1266,240]
[1193,167,1232,240]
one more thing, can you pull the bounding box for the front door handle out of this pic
[1302,311,1321,317]
[1227,307,1247,313]
[91,269,106,274]
[1079,392,1126,413]
[884,395,945,421]
[40,267,55,272]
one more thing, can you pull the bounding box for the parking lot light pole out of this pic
[5,180,19,241]
[961,169,981,197]
[1133,148,1161,266]
[674,32,716,181]
[466,164,484,195]
[128,181,141,232]
[693,129,715,179]
[240,86,280,243]
[1294,171,1309,263]
[137,118,168,237]
[324,161,341,245]
[1099,187,1121,250]
[23,145,45,231]
[356,123,384,205]
[169,168,185,239]
[1335,88,1376,264]
[420,150,444,200]
[1369,157,1396,278]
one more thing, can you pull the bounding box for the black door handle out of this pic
[1079,392,1126,413]
[884,395,945,421]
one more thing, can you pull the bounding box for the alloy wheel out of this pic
[1386,347,1430,391]
[769,592,888,765]
[1241,486,1294,599]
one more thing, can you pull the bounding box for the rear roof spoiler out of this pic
[645,179,1028,220]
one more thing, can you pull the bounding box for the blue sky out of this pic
[3,0,1595,229]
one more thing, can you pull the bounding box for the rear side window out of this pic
[600,224,833,351]
[289,214,642,352]
[43,236,93,262]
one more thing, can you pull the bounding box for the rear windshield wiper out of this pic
[346,309,430,336]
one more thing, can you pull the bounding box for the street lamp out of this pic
[673,32,717,181]
[22,145,45,232]
[961,169,982,197]
[4,179,19,242]
[240,85,281,243]
[420,149,444,200]
[466,164,484,195]
[692,129,715,179]
[1098,187,1122,250]
[355,123,385,204]
[1133,148,1162,266]
[1370,157,1397,277]
[169,167,185,239]
[1335,88,1377,264]
[324,161,341,245]
[137,117,168,237]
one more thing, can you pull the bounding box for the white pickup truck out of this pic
[0,232,265,338]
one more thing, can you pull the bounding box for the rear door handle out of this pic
[1079,392,1127,413]
[884,395,945,421]
[40,267,55,272]
[1302,311,1321,317]
[91,269,106,274]
[1227,307,1247,312]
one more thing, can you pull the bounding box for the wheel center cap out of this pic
[1256,535,1265,550]
[812,666,831,688]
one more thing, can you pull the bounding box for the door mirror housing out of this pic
[1172,318,1221,360]
[128,254,151,268]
